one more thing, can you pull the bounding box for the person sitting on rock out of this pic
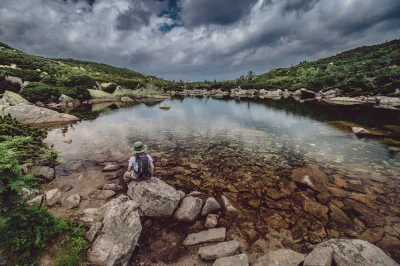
[124,141,154,185]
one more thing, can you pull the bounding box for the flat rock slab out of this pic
[198,240,240,261]
[253,249,305,266]
[174,196,203,222]
[1,105,79,125]
[304,238,398,266]
[89,190,116,200]
[202,197,221,216]
[213,254,249,266]
[183,228,226,246]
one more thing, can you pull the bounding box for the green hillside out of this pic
[0,42,179,102]
[1,40,399,99]
[187,40,400,96]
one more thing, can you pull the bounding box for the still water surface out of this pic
[47,97,400,260]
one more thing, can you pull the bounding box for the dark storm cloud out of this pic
[180,0,259,27]
[282,0,321,15]
[0,0,399,81]
[115,7,152,31]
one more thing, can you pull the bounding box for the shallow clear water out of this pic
[48,97,400,168]
[47,97,400,260]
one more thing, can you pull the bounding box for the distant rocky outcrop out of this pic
[88,89,119,103]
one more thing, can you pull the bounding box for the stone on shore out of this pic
[205,214,218,228]
[88,89,119,102]
[61,194,81,209]
[59,94,74,103]
[88,196,142,266]
[198,240,240,261]
[253,249,305,266]
[174,196,203,222]
[213,254,249,266]
[1,105,79,125]
[202,197,221,216]
[46,189,62,206]
[121,96,134,103]
[103,183,124,191]
[85,222,103,242]
[89,190,116,200]
[305,239,398,266]
[352,127,369,135]
[183,228,226,246]
[32,166,55,181]
[127,177,181,217]
[0,91,30,106]
[102,164,121,172]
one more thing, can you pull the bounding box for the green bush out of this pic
[0,76,21,93]
[54,223,88,266]
[20,83,90,103]
[0,206,68,263]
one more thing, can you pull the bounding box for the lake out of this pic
[47,96,400,261]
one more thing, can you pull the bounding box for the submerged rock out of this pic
[213,254,249,266]
[198,240,240,261]
[253,249,305,266]
[291,164,329,192]
[127,177,181,217]
[183,228,226,246]
[88,196,142,266]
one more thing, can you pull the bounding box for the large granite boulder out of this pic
[1,105,79,125]
[0,90,30,106]
[253,249,305,266]
[304,238,398,266]
[127,177,181,217]
[88,196,142,266]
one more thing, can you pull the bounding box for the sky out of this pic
[0,0,399,81]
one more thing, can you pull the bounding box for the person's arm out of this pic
[128,165,132,172]
[150,161,154,174]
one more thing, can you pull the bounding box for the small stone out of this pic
[89,190,116,200]
[174,196,203,222]
[46,189,62,206]
[103,184,123,191]
[198,240,240,261]
[205,214,218,228]
[85,222,103,242]
[62,194,81,209]
[102,164,121,172]
[27,195,44,206]
[183,228,226,246]
[202,197,221,216]
[253,249,305,266]
[221,195,238,212]
[59,184,73,193]
[32,166,55,181]
[213,254,249,266]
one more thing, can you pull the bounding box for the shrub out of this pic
[20,83,90,103]
[54,223,88,266]
[0,76,21,93]
[0,206,68,263]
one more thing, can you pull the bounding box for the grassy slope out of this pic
[1,40,399,97]
[0,42,176,91]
